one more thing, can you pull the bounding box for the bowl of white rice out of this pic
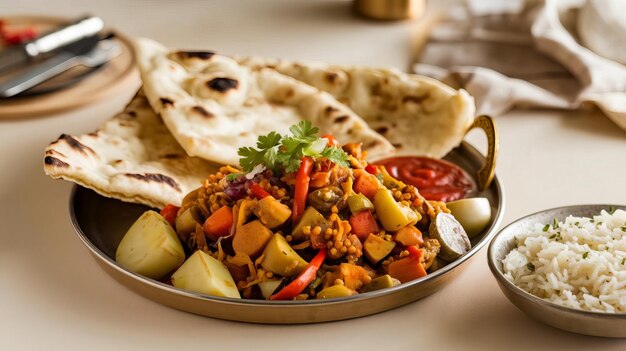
[488,205,626,338]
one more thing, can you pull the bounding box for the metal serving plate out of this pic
[488,204,626,338]
[69,138,504,324]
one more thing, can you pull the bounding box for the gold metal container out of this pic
[354,0,426,20]
[69,119,504,323]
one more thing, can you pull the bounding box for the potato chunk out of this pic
[363,234,396,264]
[261,234,308,277]
[254,196,291,229]
[115,211,185,280]
[171,250,241,298]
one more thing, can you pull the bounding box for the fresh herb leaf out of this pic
[622,258,626,265]
[238,146,265,172]
[289,120,318,142]
[608,206,616,214]
[321,145,350,168]
[553,218,559,228]
[543,224,550,232]
[237,121,350,173]
[257,131,282,150]
[575,221,580,226]
[621,226,626,232]
[583,252,589,259]
[527,263,535,272]
[549,234,557,239]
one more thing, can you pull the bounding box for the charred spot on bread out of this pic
[207,78,239,93]
[44,156,69,168]
[325,106,338,115]
[124,173,181,192]
[161,153,181,159]
[365,140,381,149]
[88,131,99,137]
[175,51,215,60]
[191,106,213,118]
[375,126,389,134]
[57,134,94,155]
[402,94,429,104]
[160,97,175,108]
[45,149,66,157]
[127,111,137,117]
[325,72,339,84]
[333,115,349,123]
[392,143,403,148]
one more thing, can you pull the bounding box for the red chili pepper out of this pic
[249,182,271,199]
[160,204,180,228]
[321,134,339,146]
[292,156,313,223]
[270,249,327,300]
[365,164,379,175]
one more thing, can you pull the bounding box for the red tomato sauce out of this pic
[375,156,475,202]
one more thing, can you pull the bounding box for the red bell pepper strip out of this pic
[270,249,327,300]
[249,182,271,199]
[292,156,314,223]
[160,204,180,228]
[321,134,339,146]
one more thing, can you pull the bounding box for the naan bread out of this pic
[236,57,475,158]
[44,91,219,208]
[134,38,394,165]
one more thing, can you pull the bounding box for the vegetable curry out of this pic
[115,121,473,300]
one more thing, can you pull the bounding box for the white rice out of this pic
[502,209,626,313]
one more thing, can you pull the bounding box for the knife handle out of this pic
[0,52,77,98]
[23,16,104,57]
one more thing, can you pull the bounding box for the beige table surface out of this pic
[1,0,625,350]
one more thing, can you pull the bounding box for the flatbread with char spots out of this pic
[44,91,219,208]
[134,38,394,165]
[235,57,475,158]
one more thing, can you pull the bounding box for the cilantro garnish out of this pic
[582,252,589,259]
[237,121,349,173]
[527,263,535,272]
[542,224,550,232]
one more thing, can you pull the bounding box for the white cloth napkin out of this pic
[413,0,626,130]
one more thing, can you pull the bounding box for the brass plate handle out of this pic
[467,115,498,191]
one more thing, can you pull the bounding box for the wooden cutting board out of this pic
[0,15,140,119]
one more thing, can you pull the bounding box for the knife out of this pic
[0,37,122,98]
[0,16,104,73]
